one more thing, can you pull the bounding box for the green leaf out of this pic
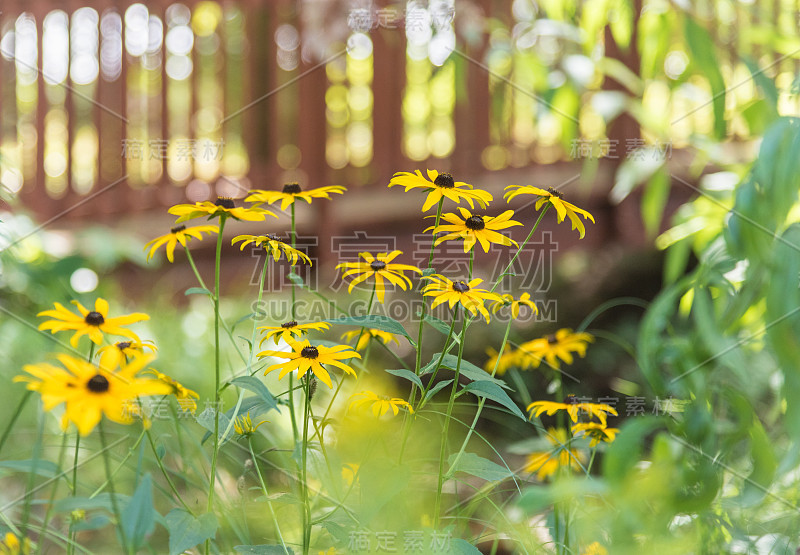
[422,314,459,343]
[0,459,61,478]
[287,272,304,287]
[461,381,525,420]
[72,515,111,532]
[450,538,483,554]
[385,368,423,389]
[447,452,513,482]
[325,315,416,347]
[185,287,212,297]
[231,376,280,414]
[421,267,436,277]
[684,16,726,138]
[641,167,670,238]
[423,380,454,404]
[234,545,294,554]
[603,417,663,483]
[421,354,510,389]
[121,474,156,550]
[166,509,219,555]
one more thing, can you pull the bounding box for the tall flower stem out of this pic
[99,420,130,554]
[433,308,468,529]
[446,318,513,476]
[490,204,550,294]
[66,433,80,555]
[38,431,69,555]
[0,390,32,456]
[300,377,312,555]
[288,203,300,442]
[247,437,289,554]
[206,214,227,552]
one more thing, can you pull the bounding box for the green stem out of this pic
[206,214,227,552]
[301,377,311,555]
[0,390,32,456]
[247,438,290,554]
[288,203,300,443]
[67,433,80,555]
[489,204,550,294]
[434,309,467,529]
[38,432,69,555]
[99,421,130,554]
[21,404,45,535]
[446,318,513,477]
[145,428,193,513]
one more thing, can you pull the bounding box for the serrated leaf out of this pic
[166,509,219,555]
[385,368,423,389]
[121,474,156,550]
[448,452,513,482]
[325,315,416,347]
[185,287,212,297]
[461,381,525,420]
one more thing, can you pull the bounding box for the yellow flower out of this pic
[420,274,502,322]
[348,390,414,417]
[483,344,519,376]
[571,422,619,447]
[524,428,585,480]
[232,234,312,265]
[14,354,171,436]
[258,321,331,346]
[145,369,200,414]
[504,185,595,239]
[0,532,30,555]
[38,298,149,348]
[97,340,157,370]
[488,293,538,319]
[246,182,346,211]
[340,328,399,351]
[389,169,493,212]
[581,542,608,555]
[427,207,521,253]
[258,340,360,389]
[527,396,618,427]
[144,224,219,262]
[516,328,594,370]
[335,251,421,303]
[168,197,275,223]
[233,412,268,436]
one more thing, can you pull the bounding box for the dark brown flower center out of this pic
[265,234,283,242]
[547,187,564,199]
[116,341,132,350]
[434,172,455,189]
[464,215,485,230]
[281,321,298,329]
[370,260,386,271]
[215,197,235,209]
[452,280,470,293]
[282,182,302,194]
[87,374,110,393]
[565,394,579,405]
[547,334,558,344]
[170,225,186,234]
[301,346,319,359]
[85,311,104,326]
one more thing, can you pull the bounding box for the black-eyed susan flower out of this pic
[258,340,360,389]
[340,328,399,351]
[483,344,519,376]
[144,224,219,262]
[246,182,346,211]
[233,412,268,436]
[571,422,619,447]
[14,354,171,436]
[0,532,30,555]
[258,321,331,346]
[527,396,618,426]
[389,170,493,212]
[348,390,413,417]
[421,274,502,322]
[488,293,538,319]
[97,340,157,369]
[524,428,585,480]
[38,298,149,348]
[168,197,275,223]
[145,369,200,414]
[427,207,521,253]
[504,185,595,239]
[231,234,312,265]
[517,328,594,369]
[335,251,421,303]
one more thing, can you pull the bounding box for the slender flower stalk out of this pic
[99,420,130,554]
[247,438,290,554]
